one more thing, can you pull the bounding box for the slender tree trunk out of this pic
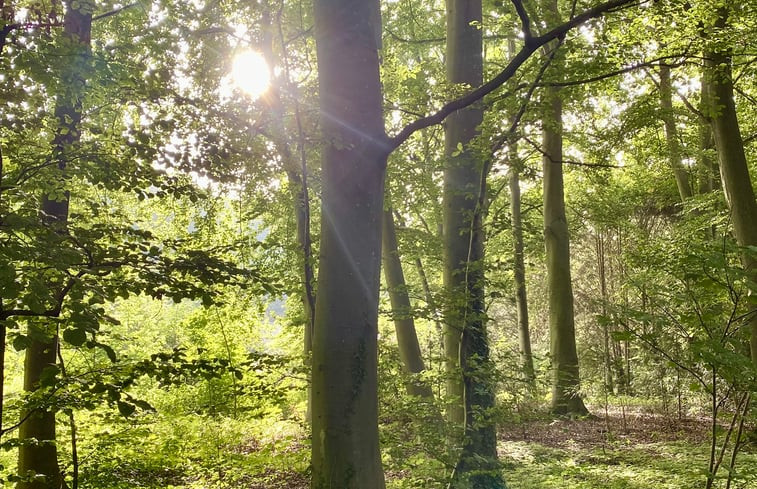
[261,10,316,421]
[542,0,588,416]
[659,64,693,201]
[443,0,484,431]
[596,232,614,395]
[382,208,434,398]
[310,0,387,486]
[18,4,91,488]
[444,0,504,486]
[697,79,718,195]
[509,156,535,385]
[703,8,757,367]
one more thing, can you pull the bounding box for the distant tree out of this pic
[541,0,589,417]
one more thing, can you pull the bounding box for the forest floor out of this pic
[499,406,757,489]
[46,405,755,488]
[500,405,711,448]
[232,406,756,489]
[239,406,756,489]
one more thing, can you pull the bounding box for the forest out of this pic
[1,0,756,488]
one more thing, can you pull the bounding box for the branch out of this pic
[490,38,563,156]
[521,136,621,168]
[385,26,444,44]
[92,3,140,22]
[511,0,533,41]
[387,0,646,153]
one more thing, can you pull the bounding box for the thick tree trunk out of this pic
[18,4,91,488]
[442,0,483,428]
[382,208,434,398]
[310,0,387,487]
[444,0,504,487]
[659,64,693,201]
[703,9,757,367]
[509,160,535,385]
[18,325,63,489]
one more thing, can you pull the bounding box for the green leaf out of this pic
[610,330,633,341]
[40,365,61,387]
[12,335,31,351]
[116,400,136,417]
[98,343,117,362]
[0,263,15,284]
[63,328,87,347]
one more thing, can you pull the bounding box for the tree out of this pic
[702,6,757,366]
[382,207,434,399]
[442,0,506,485]
[658,63,693,201]
[16,3,91,488]
[541,0,589,417]
[308,0,387,486]
[508,133,535,385]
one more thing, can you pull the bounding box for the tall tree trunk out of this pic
[543,84,587,416]
[542,0,588,416]
[659,63,693,201]
[443,0,482,433]
[18,3,91,488]
[509,155,535,385]
[382,208,434,398]
[703,8,757,367]
[444,0,504,486]
[309,0,387,486]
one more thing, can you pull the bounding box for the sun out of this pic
[230,50,271,100]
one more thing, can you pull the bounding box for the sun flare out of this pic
[230,50,271,100]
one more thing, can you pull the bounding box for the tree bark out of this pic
[444,0,504,486]
[596,231,614,394]
[18,325,62,489]
[543,83,588,416]
[18,3,91,488]
[659,64,693,201]
[542,0,588,416]
[309,0,387,486]
[509,155,535,385]
[443,0,484,431]
[703,8,757,367]
[697,78,718,195]
[382,208,434,399]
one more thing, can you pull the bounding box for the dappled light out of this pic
[2,0,756,488]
